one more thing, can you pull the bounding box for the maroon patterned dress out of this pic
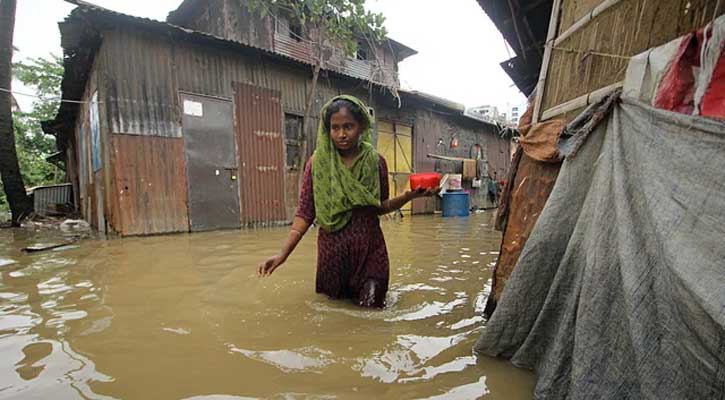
[296,156,390,307]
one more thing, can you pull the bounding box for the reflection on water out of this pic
[0,213,534,399]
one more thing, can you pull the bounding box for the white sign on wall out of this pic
[183,100,203,117]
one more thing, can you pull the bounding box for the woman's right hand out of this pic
[258,255,286,277]
[409,187,441,199]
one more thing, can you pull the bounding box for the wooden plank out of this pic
[541,81,623,120]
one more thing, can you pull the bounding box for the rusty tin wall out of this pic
[489,153,561,307]
[408,108,508,213]
[102,30,180,137]
[94,27,506,234]
[98,29,315,232]
[486,134,512,179]
[72,56,100,225]
[109,135,190,236]
[173,40,309,113]
[182,0,275,50]
[274,33,315,64]
[234,82,287,225]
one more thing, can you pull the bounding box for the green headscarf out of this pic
[312,95,381,232]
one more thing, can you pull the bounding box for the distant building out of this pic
[466,105,508,125]
[506,102,528,126]
[467,102,527,126]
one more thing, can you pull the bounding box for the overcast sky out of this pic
[12,0,526,111]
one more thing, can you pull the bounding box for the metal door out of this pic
[233,83,286,225]
[181,93,241,231]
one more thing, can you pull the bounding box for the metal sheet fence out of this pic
[31,184,73,216]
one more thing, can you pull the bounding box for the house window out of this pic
[284,114,304,169]
[356,42,369,60]
[276,17,303,42]
[289,23,303,42]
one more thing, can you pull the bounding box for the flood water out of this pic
[0,213,534,399]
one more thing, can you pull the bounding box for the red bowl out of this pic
[410,173,441,190]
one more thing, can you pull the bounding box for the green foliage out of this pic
[247,0,388,57]
[0,55,64,213]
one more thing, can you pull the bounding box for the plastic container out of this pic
[442,192,470,217]
[446,174,463,191]
[410,173,441,191]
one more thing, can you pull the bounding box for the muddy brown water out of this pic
[0,213,534,399]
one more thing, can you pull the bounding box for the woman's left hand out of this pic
[409,187,440,199]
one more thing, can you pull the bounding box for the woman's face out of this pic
[329,107,362,152]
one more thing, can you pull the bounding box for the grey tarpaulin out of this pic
[475,95,725,399]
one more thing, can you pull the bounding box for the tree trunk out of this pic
[0,0,32,225]
[299,62,321,169]
[298,31,326,170]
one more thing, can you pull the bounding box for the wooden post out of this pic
[540,81,623,120]
[532,0,562,124]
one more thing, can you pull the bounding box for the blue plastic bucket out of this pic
[442,192,470,217]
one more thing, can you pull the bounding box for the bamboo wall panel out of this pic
[542,0,723,113]
[559,0,608,32]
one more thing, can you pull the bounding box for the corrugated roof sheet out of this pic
[476,0,553,95]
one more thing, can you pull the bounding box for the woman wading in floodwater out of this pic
[258,95,437,307]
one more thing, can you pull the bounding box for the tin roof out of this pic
[401,90,465,113]
[476,0,553,95]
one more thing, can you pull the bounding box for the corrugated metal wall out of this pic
[234,82,287,225]
[186,0,275,51]
[109,135,189,236]
[274,33,315,64]
[99,29,313,232]
[94,27,510,235]
[73,59,99,226]
[173,42,309,112]
[487,135,512,180]
[103,30,180,137]
[409,108,509,212]
[177,0,397,89]
[224,0,275,49]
